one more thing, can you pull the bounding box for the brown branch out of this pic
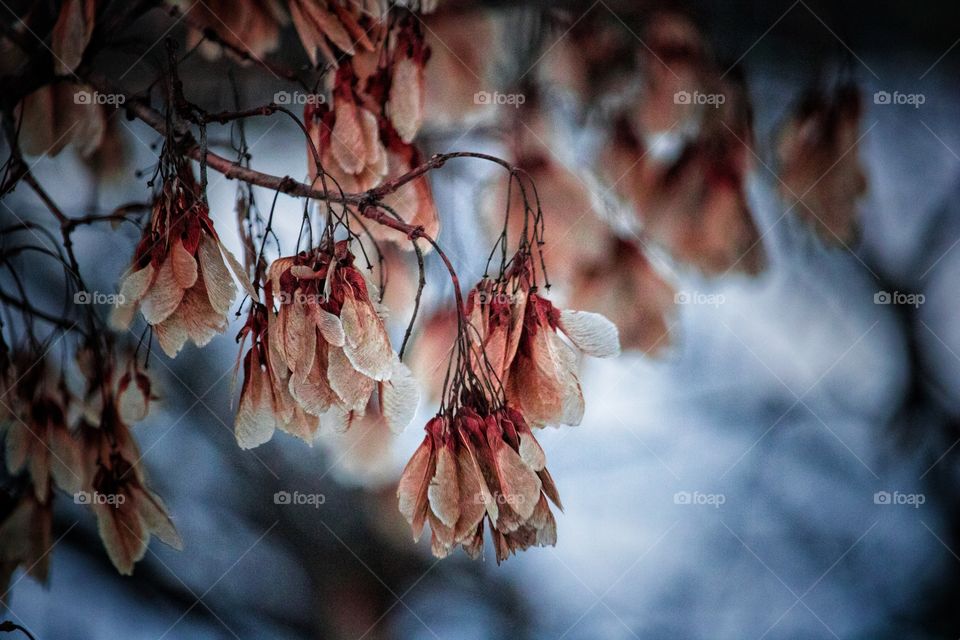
[85,72,518,236]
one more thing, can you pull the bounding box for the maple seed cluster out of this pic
[235,241,419,448]
[399,252,621,561]
[110,165,253,357]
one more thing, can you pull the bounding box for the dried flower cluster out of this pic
[235,240,419,448]
[0,342,179,580]
[110,160,254,357]
[399,245,620,560]
[304,14,438,250]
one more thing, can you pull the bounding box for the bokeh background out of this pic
[4,1,960,638]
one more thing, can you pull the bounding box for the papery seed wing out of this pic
[136,487,183,550]
[359,107,387,180]
[310,304,346,347]
[490,435,541,521]
[387,56,424,144]
[278,404,319,443]
[558,309,621,358]
[95,498,146,576]
[340,287,394,381]
[533,495,557,546]
[331,101,366,175]
[140,255,185,325]
[379,361,419,433]
[110,264,155,330]
[537,467,563,510]
[118,377,149,424]
[459,433,498,523]
[198,236,237,315]
[153,278,227,357]
[327,346,375,411]
[171,239,198,290]
[153,309,190,358]
[427,442,459,528]
[454,445,487,542]
[267,307,289,375]
[301,1,355,56]
[397,435,434,541]
[234,350,278,449]
[218,239,258,301]
[289,344,337,417]
[52,0,95,75]
[48,427,83,496]
[428,510,455,558]
[289,0,328,66]
[283,299,316,383]
[517,425,546,472]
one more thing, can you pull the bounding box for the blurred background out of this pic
[3,1,960,638]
